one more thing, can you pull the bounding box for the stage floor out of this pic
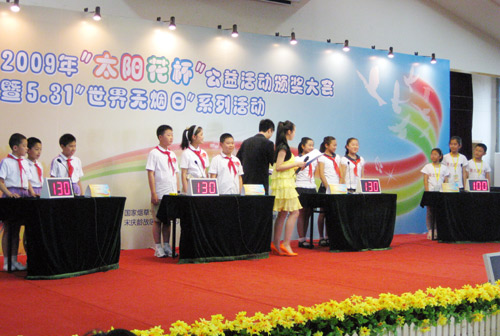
[0,234,498,336]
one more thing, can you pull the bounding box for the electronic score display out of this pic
[188,178,219,196]
[356,179,382,194]
[40,178,74,199]
[466,179,490,192]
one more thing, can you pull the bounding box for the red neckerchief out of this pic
[67,158,74,178]
[34,161,42,182]
[189,147,206,169]
[156,146,175,176]
[346,155,361,176]
[8,154,24,187]
[323,153,340,176]
[223,155,237,176]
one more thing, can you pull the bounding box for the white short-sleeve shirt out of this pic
[27,159,44,188]
[180,145,209,178]
[421,163,450,191]
[146,146,179,197]
[50,154,84,183]
[208,153,243,194]
[442,153,468,188]
[295,154,318,189]
[466,159,491,180]
[0,154,32,189]
[317,154,341,186]
[340,155,365,189]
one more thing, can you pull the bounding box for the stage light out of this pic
[388,47,394,58]
[326,39,331,43]
[7,0,20,12]
[371,45,376,49]
[343,39,350,52]
[157,16,176,30]
[84,6,101,21]
[290,32,297,45]
[218,24,238,37]
[431,53,437,64]
[414,52,419,56]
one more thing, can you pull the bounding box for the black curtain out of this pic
[450,72,473,159]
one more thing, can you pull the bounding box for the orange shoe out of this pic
[271,242,285,256]
[280,243,298,256]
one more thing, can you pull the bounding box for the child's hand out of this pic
[296,161,306,169]
[151,192,159,205]
[9,192,20,198]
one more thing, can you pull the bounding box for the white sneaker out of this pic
[163,243,173,257]
[3,262,21,271]
[154,246,166,258]
[12,261,26,271]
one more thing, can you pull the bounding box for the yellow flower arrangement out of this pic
[92,282,500,336]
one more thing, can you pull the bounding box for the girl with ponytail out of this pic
[270,120,305,256]
[180,125,209,193]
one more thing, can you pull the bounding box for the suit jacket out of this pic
[236,133,274,193]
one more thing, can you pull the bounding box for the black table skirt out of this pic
[420,192,500,242]
[299,193,397,251]
[0,197,125,279]
[157,195,275,263]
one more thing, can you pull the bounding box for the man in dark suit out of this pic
[236,119,275,194]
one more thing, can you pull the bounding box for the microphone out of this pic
[194,160,206,178]
[347,161,352,190]
[57,158,71,178]
[295,155,309,174]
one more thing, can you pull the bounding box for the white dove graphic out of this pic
[403,64,419,92]
[357,66,386,106]
[410,102,431,121]
[388,115,411,139]
[391,80,409,114]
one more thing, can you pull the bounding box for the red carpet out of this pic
[0,234,498,336]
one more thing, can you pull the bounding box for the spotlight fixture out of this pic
[414,52,419,56]
[371,45,376,49]
[275,32,297,45]
[326,39,331,43]
[7,0,20,12]
[157,16,176,30]
[84,6,101,21]
[217,24,238,37]
[430,53,437,64]
[342,39,350,52]
[388,46,394,58]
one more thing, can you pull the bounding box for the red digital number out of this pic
[201,181,208,194]
[209,181,216,194]
[373,181,380,192]
[473,180,488,191]
[63,181,71,195]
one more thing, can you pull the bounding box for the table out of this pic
[0,197,125,279]
[420,192,500,242]
[157,195,275,263]
[299,193,397,251]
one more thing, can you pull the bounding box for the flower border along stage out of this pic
[124,282,500,336]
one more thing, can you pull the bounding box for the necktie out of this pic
[67,158,74,178]
[156,146,175,175]
[34,162,42,182]
[308,164,313,178]
[189,148,206,169]
[8,154,24,188]
[224,156,237,176]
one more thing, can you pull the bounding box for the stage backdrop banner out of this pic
[0,5,450,249]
